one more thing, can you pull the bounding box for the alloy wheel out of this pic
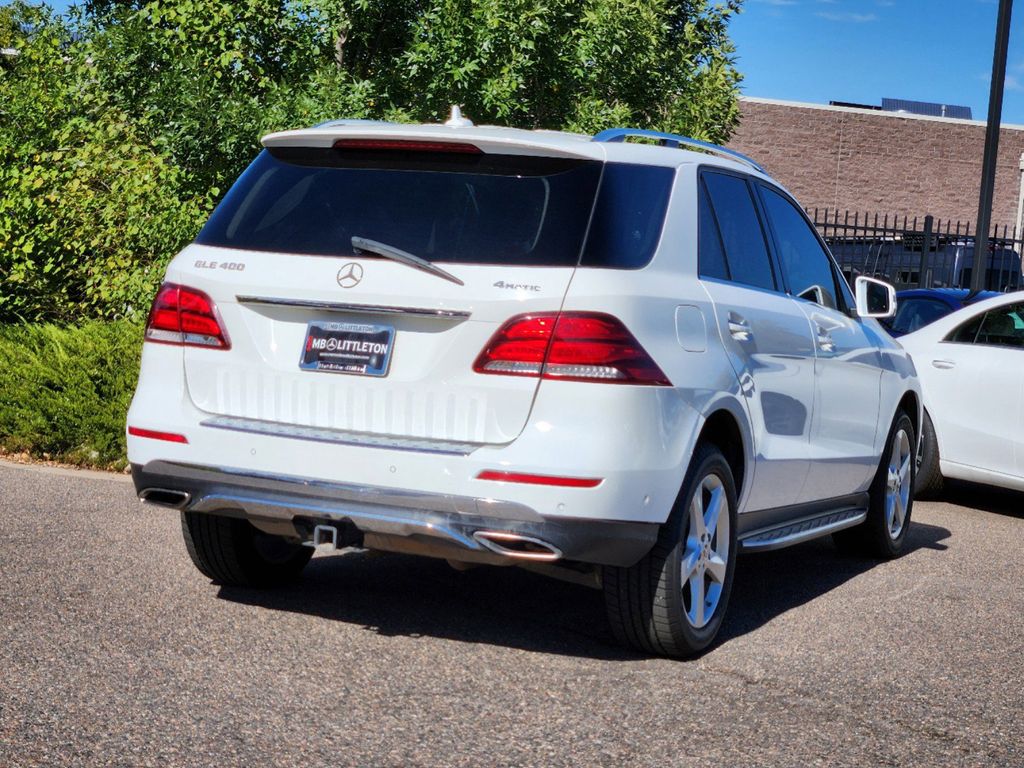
[680,473,730,628]
[885,428,912,539]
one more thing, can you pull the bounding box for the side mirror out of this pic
[854,276,897,319]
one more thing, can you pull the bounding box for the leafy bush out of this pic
[0,321,142,468]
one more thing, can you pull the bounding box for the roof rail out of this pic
[592,128,766,173]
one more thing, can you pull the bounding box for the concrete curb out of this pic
[0,457,132,483]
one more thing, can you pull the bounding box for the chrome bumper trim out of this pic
[140,460,539,520]
[236,295,471,320]
[200,415,483,456]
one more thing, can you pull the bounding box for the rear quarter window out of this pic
[580,164,675,269]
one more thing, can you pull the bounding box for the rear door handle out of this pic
[815,324,835,353]
[728,313,752,341]
[932,359,956,370]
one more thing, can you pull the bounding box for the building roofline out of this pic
[739,95,1024,131]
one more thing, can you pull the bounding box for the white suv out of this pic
[128,112,921,657]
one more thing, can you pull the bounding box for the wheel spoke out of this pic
[681,548,701,581]
[889,437,901,473]
[704,485,723,539]
[891,493,905,531]
[690,489,707,541]
[689,572,705,627]
[706,553,727,584]
[899,453,911,486]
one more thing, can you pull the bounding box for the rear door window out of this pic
[701,171,776,291]
[947,311,986,343]
[948,303,1024,348]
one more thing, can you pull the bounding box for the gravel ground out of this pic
[1,459,1022,767]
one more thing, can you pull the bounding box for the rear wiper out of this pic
[351,236,465,287]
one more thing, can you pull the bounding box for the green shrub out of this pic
[0,321,142,469]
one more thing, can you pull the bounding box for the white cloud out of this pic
[816,11,879,22]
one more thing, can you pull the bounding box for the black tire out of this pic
[181,511,313,587]
[914,410,944,499]
[603,442,739,659]
[833,409,915,559]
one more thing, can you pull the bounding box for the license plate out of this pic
[299,321,395,377]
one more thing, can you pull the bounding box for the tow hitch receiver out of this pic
[305,524,340,550]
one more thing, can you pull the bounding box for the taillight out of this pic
[333,139,482,154]
[473,313,670,385]
[145,283,230,349]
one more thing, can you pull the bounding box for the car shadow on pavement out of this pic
[219,551,640,660]
[717,520,950,644]
[940,480,1024,519]
[216,521,951,660]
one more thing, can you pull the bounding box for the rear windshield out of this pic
[196,147,673,269]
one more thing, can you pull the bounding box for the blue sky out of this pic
[731,0,1024,124]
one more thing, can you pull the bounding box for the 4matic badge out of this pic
[337,263,364,288]
[493,280,541,292]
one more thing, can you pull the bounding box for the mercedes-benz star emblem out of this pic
[337,262,364,289]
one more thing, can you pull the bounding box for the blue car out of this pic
[883,288,1001,337]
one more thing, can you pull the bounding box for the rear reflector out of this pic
[473,312,670,385]
[128,427,189,444]
[145,283,230,349]
[333,139,482,154]
[476,470,602,488]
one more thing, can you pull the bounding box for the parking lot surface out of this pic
[1,459,1022,767]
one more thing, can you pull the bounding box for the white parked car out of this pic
[127,112,921,657]
[899,291,1024,496]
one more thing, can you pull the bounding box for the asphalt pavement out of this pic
[1,459,1022,767]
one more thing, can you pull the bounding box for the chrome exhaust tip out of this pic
[139,487,191,509]
[472,531,563,562]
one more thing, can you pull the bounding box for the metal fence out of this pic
[810,209,1024,292]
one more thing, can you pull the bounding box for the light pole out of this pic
[972,0,1014,293]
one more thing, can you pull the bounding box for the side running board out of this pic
[738,507,867,553]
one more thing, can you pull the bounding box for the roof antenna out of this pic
[444,105,474,128]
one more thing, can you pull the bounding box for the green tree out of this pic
[83,0,743,190]
[393,0,742,139]
[0,0,743,323]
[0,3,210,322]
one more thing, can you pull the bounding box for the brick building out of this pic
[727,96,1024,231]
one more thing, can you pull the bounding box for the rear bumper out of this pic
[132,461,658,567]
